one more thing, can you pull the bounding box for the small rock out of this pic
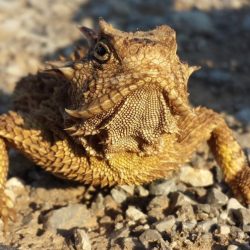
[148,195,170,210]
[219,211,229,221]
[182,220,197,231]
[218,225,230,235]
[194,204,211,214]
[99,216,112,224]
[73,228,91,250]
[242,224,250,232]
[176,204,195,221]
[91,193,104,217]
[170,191,196,208]
[135,186,149,197]
[227,198,244,211]
[196,218,217,232]
[149,179,176,196]
[111,226,130,241]
[139,229,168,250]
[154,216,176,232]
[122,237,144,249]
[6,177,25,191]
[179,166,213,187]
[133,224,150,233]
[115,223,123,230]
[233,208,250,226]
[207,187,228,205]
[126,206,147,221]
[147,196,170,220]
[104,195,118,210]
[119,185,134,196]
[236,108,250,124]
[230,226,245,240]
[0,244,18,250]
[227,245,241,250]
[44,204,97,231]
[111,188,127,203]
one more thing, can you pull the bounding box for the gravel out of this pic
[207,187,229,205]
[179,166,214,187]
[43,204,97,231]
[125,206,147,221]
[154,216,176,232]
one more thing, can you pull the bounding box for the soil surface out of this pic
[0,0,250,249]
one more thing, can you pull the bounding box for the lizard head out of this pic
[54,19,198,120]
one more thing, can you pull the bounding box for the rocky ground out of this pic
[0,0,250,249]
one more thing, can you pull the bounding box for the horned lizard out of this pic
[0,19,249,230]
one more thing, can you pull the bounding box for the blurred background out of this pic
[0,0,250,123]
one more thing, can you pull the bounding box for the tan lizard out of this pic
[0,19,249,230]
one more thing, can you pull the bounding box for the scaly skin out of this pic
[0,20,249,229]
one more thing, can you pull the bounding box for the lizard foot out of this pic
[230,166,250,205]
[0,189,16,232]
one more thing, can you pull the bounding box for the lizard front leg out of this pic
[0,111,92,229]
[178,107,250,204]
[0,137,15,231]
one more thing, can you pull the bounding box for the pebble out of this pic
[176,203,196,221]
[44,204,97,231]
[179,166,213,187]
[227,245,242,250]
[111,187,128,204]
[135,186,149,197]
[147,195,170,220]
[6,177,25,190]
[91,193,105,217]
[227,198,244,211]
[122,237,144,249]
[194,204,211,214]
[218,225,230,235]
[73,228,92,250]
[207,187,228,205]
[111,226,130,241]
[126,206,147,221]
[149,179,176,196]
[233,208,250,226]
[170,191,196,208]
[196,218,217,232]
[182,220,197,231]
[147,195,170,210]
[133,224,150,233]
[119,185,134,196]
[139,229,168,250]
[154,216,176,232]
[242,224,250,232]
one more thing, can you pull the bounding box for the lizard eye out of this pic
[93,41,110,62]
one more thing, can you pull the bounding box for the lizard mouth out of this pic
[64,83,140,119]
